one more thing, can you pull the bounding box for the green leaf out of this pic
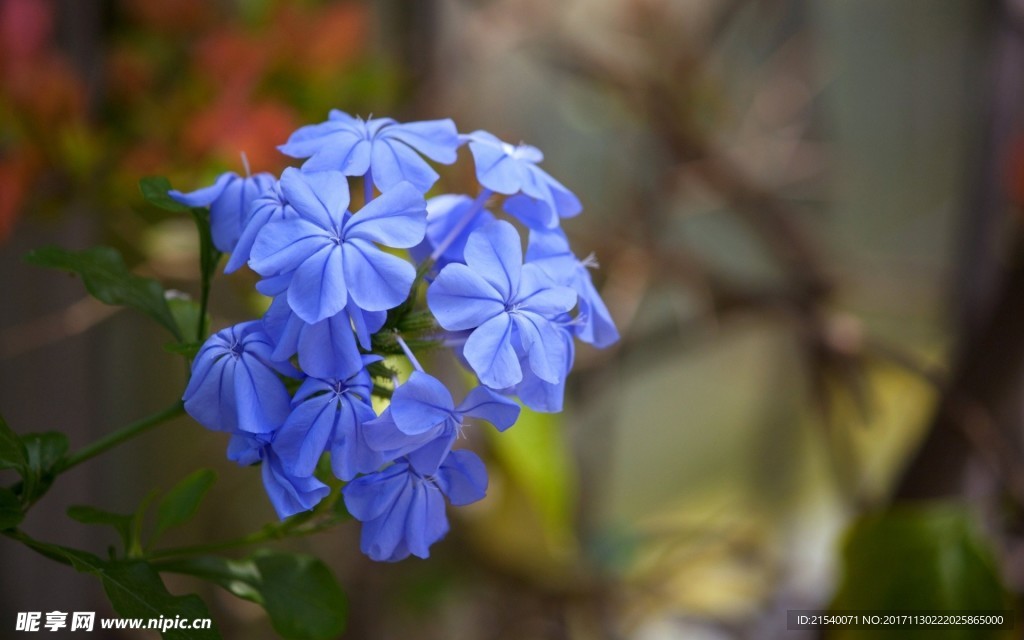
[0,487,24,530]
[161,550,346,640]
[830,503,1013,640]
[25,246,182,340]
[20,432,69,503]
[249,551,346,639]
[139,176,191,213]
[154,469,216,540]
[128,489,159,558]
[60,547,219,639]
[0,414,27,472]
[67,505,133,550]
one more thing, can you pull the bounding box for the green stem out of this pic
[196,252,221,342]
[56,401,185,474]
[149,530,269,560]
[2,529,73,567]
[148,516,340,560]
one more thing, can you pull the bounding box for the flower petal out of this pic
[330,400,383,481]
[514,327,573,412]
[464,313,521,389]
[278,120,354,157]
[234,353,292,432]
[167,172,235,207]
[342,239,414,312]
[262,295,303,362]
[391,372,455,435]
[525,228,576,282]
[513,312,568,385]
[370,140,440,193]
[344,181,426,247]
[343,463,409,521]
[349,303,387,350]
[517,264,577,315]
[427,263,504,330]
[502,194,557,230]
[363,409,426,456]
[467,139,522,194]
[456,386,520,431]
[183,354,235,432]
[279,167,349,228]
[537,167,582,218]
[383,119,459,163]
[515,366,567,413]
[274,393,336,477]
[405,433,456,476]
[576,275,620,348]
[462,220,522,300]
[359,482,414,561]
[425,194,496,266]
[262,454,330,519]
[303,138,373,175]
[297,311,364,380]
[404,481,448,558]
[249,217,330,277]
[437,450,488,506]
[226,184,292,273]
[255,272,292,297]
[226,432,264,466]
[287,244,347,324]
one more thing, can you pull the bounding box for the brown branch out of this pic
[896,225,1024,500]
[893,0,1024,503]
[548,37,833,303]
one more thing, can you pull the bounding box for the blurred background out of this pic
[2,0,1023,638]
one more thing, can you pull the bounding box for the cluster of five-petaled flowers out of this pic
[173,111,619,562]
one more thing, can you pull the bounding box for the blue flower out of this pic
[169,171,275,254]
[183,321,298,434]
[410,194,497,268]
[279,111,460,193]
[342,450,488,562]
[526,229,620,348]
[273,365,384,482]
[227,432,330,519]
[513,320,575,412]
[262,295,386,381]
[427,220,577,389]
[224,180,297,273]
[463,130,581,229]
[363,371,519,474]
[248,167,427,323]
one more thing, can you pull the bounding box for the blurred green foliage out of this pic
[830,504,1013,640]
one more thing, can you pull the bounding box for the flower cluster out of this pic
[175,111,619,562]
